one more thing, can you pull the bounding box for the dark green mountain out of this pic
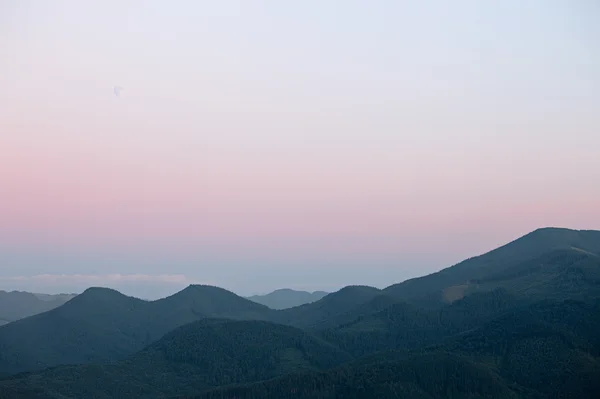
[274,228,600,332]
[0,385,55,399]
[0,319,352,399]
[246,289,329,309]
[0,285,275,374]
[195,352,517,399]
[271,285,382,329]
[439,299,600,398]
[320,289,521,357]
[383,228,600,307]
[0,291,75,325]
[306,293,400,331]
[320,243,600,357]
[191,299,600,399]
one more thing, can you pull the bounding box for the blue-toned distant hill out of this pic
[246,289,329,309]
[0,291,76,326]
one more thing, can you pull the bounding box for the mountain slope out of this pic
[321,247,600,356]
[271,285,382,329]
[440,299,600,398]
[246,289,329,309]
[384,228,600,307]
[0,288,154,374]
[193,299,600,399]
[0,285,275,374]
[307,294,400,331]
[311,228,600,329]
[265,228,600,334]
[0,291,75,325]
[321,289,521,357]
[0,319,352,399]
[196,352,516,399]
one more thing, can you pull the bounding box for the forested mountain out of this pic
[0,291,75,326]
[246,289,329,309]
[194,352,518,399]
[383,228,600,307]
[0,319,351,399]
[0,285,275,374]
[192,299,600,399]
[439,299,600,398]
[0,227,598,398]
[320,289,521,357]
[272,285,382,329]
[275,228,600,332]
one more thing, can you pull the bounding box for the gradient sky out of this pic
[1,1,599,298]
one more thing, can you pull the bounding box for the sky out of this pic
[0,0,599,298]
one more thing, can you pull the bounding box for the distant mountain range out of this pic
[0,288,327,326]
[0,284,273,374]
[0,227,599,398]
[0,291,75,326]
[246,289,329,309]
[0,287,330,327]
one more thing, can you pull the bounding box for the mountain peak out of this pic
[156,284,272,319]
[82,286,122,294]
[77,287,130,300]
[169,284,245,300]
[64,287,138,309]
[383,227,600,305]
[506,227,600,256]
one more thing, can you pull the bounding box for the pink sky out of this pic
[0,1,599,296]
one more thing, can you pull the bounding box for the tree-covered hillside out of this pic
[193,300,600,399]
[0,285,275,374]
[383,228,600,307]
[0,319,351,399]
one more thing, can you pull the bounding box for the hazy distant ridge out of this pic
[0,291,75,326]
[246,289,329,309]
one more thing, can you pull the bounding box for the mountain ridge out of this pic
[0,290,75,326]
[246,289,329,309]
[383,227,600,306]
[1,227,598,381]
[0,284,276,374]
